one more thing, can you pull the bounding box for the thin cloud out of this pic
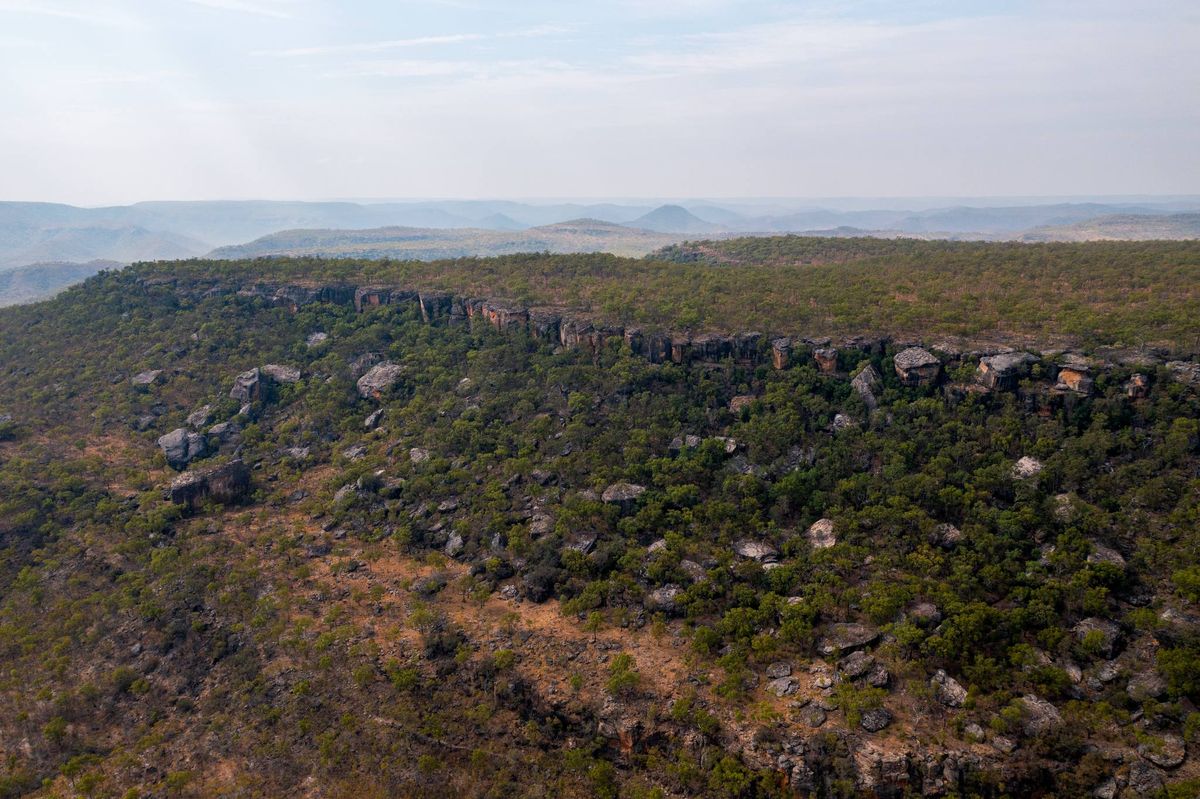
[0,0,142,27]
[183,0,296,19]
[259,33,485,58]
[255,24,572,58]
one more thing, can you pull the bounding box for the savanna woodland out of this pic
[1,237,1199,798]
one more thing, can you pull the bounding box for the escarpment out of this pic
[144,273,1198,401]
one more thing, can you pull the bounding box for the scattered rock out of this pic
[766,662,792,679]
[710,436,738,454]
[1013,456,1044,479]
[729,395,756,413]
[866,664,890,688]
[187,404,213,428]
[733,539,778,563]
[931,522,963,548]
[831,413,856,432]
[1087,544,1127,569]
[306,332,328,348]
[229,368,262,402]
[806,518,837,549]
[799,706,827,728]
[818,623,879,657]
[1073,617,1122,658]
[644,585,683,614]
[860,708,892,732]
[357,362,405,399]
[977,352,1037,390]
[529,513,554,537]
[766,676,799,697]
[157,427,207,471]
[1125,761,1164,796]
[851,364,882,410]
[1126,671,1168,702]
[1019,694,1063,736]
[364,409,384,430]
[905,601,942,627]
[409,447,430,464]
[601,482,646,514]
[647,538,668,554]
[208,420,241,444]
[931,669,967,707]
[680,560,707,582]
[169,459,251,509]
[563,532,598,555]
[1137,734,1186,769]
[343,443,368,461]
[413,574,447,597]
[839,651,875,679]
[1166,360,1200,389]
[444,532,465,558]
[261,364,301,383]
[894,347,941,386]
[1093,777,1117,799]
[991,736,1017,755]
[131,369,164,387]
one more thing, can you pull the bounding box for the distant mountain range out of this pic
[1,198,1199,306]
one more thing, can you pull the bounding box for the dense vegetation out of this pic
[0,247,1198,797]
[133,235,1200,350]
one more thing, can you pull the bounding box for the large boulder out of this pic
[229,368,262,402]
[1124,373,1150,399]
[733,539,778,563]
[806,518,837,549]
[1166,361,1200,388]
[850,365,882,410]
[644,585,683,614]
[602,483,646,514]
[813,347,839,374]
[817,623,879,656]
[1073,617,1122,658]
[771,338,792,370]
[158,428,207,471]
[893,347,941,386]
[261,363,301,384]
[169,459,251,510]
[1019,694,1063,736]
[186,404,213,428]
[131,369,164,388]
[1013,456,1044,479]
[1137,734,1187,769]
[357,362,405,399]
[976,352,1037,390]
[1054,362,1093,395]
[931,669,967,707]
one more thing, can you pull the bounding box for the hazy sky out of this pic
[1,0,1197,204]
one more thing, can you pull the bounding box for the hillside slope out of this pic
[0,250,1197,797]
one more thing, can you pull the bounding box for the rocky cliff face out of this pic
[144,275,1194,407]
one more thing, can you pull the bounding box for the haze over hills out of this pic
[2,197,1200,307]
[1020,213,1200,242]
[208,220,682,261]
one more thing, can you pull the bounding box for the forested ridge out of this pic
[0,241,1198,797]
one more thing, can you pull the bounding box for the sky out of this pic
[0,0,1197,205]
